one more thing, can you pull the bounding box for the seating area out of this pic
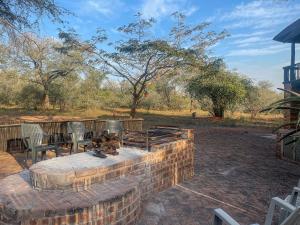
[0,119,142,166]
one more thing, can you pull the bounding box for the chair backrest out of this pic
[67,122,85,142]
[281,207,300,225]
[21,123,43,150]
[105,120,123,135]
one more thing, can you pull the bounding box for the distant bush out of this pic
[17,85,43,110]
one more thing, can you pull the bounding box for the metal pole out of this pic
[291,42,296,81]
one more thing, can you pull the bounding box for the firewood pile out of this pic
[92,130,120,157]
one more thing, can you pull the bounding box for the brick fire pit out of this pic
[0,129,194,225]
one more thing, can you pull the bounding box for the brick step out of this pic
[0,171,141,225]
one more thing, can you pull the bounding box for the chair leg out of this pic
[32,149,37,164]
[41,151,46,160]
[214,215,223,225]
[26,149,29,161]
[70,143,73,155]
[55,146,60,157]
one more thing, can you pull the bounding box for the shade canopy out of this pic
[273,18,300,43]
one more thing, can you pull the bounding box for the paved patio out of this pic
[138,126,300,225]
[0,126,300,225]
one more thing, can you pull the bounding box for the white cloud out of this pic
[141,0,198,19]
[84,0,124,16]
[221,0,300,29]
[183,5,198,16]
[229,30,274,39]
[226,44,288,57]
[233,36,269,45]
[215,1,300,58]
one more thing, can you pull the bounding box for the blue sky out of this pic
[38,0,300,88]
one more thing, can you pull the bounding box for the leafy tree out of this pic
[17,84,43,110]
[61,12,227,117]
[10,33,83,109]
[77,68,106,109]
[0,69,24,105]
[187,60,246,118]
[0,0,65,38]
[155,74,177,109]
[243,80,282,118]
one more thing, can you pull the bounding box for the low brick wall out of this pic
[0,129,194,225]
[0,173,141,225]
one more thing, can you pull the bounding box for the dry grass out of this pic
[0,107,283,128]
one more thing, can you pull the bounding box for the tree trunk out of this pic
[213,106,224,118]
[130,94,139,118]
[42,88,50,110]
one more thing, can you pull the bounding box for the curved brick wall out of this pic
[0,129,194,224]
[0,172,141,225]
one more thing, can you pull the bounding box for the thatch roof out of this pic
[273,18,300,43]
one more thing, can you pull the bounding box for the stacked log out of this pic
[93,131,120,156]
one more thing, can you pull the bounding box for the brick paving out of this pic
[138,126,300,225]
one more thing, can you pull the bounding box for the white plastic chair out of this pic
[67,122,92,153]
[279,180,300,222]
[21,123,59,163]
[213,205,299,225]
[213,192,299,225]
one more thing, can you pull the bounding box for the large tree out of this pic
[10,33,83,109]
[187,60,246,118]
[61,12,227,117]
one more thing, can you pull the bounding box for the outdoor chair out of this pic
[279,180,300,222]
[105,120,124,146]
[21,123,60,164]
[213,195,299,225]
[213,180,300,225]
[67,122,93,154]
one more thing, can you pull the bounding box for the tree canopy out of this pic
[0,0,65,33]
[187,60,247,118]
[8,33,84,109]
[59,12,228,117]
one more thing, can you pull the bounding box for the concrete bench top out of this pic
[29,147,150,190]
[31,147,149,172]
